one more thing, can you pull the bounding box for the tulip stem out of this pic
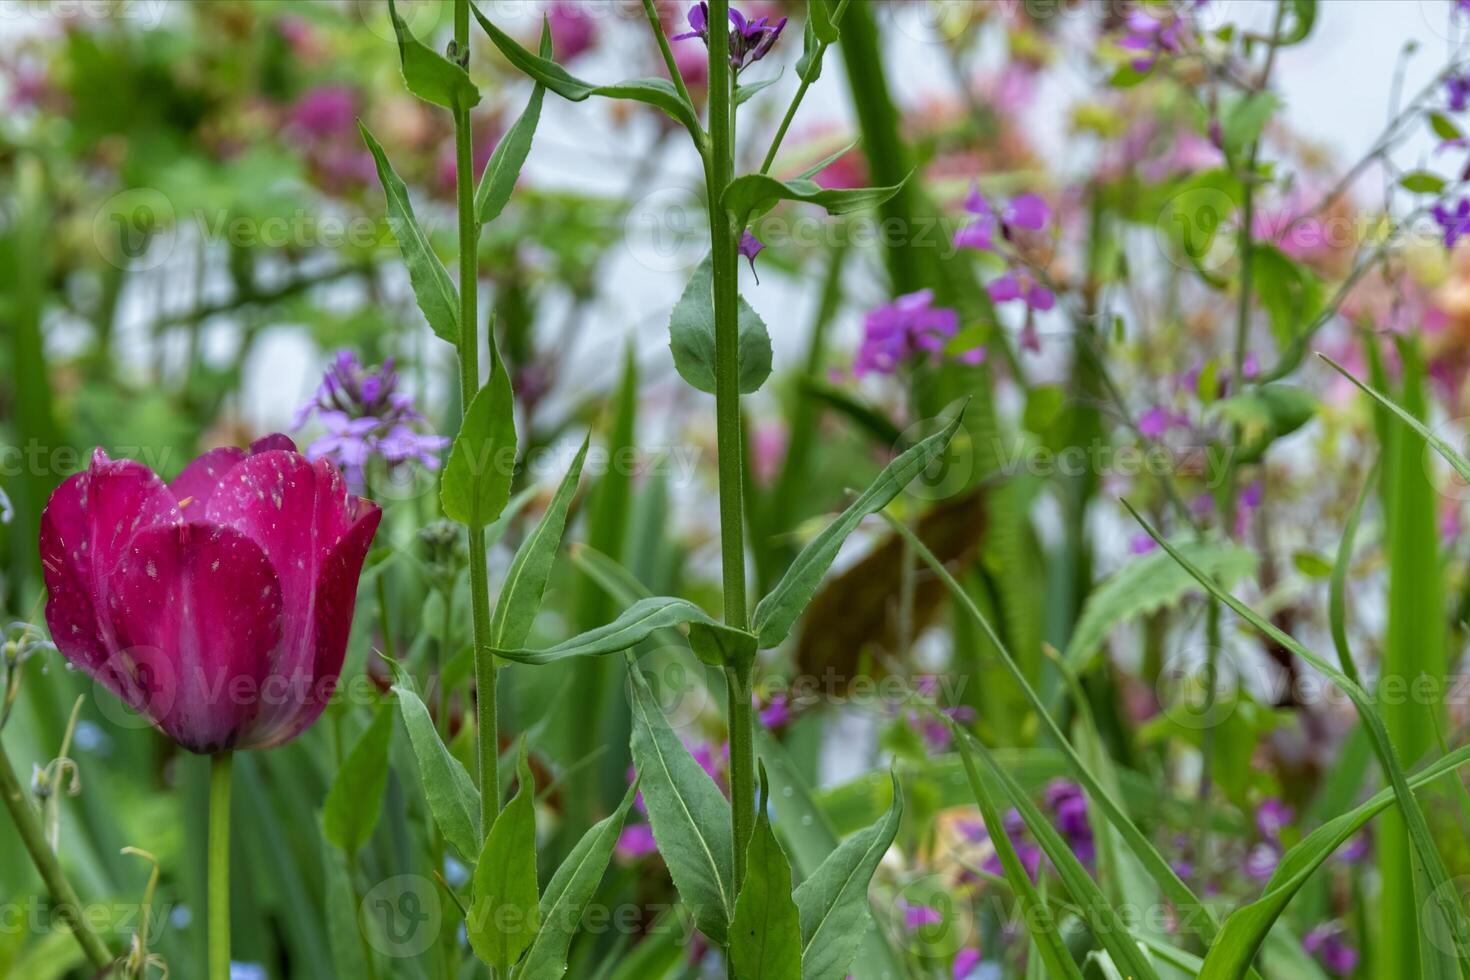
[208,750,233,980]
[0,740,114,969]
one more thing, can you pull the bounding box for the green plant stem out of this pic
[453,0,500,833]
[0,741,113,969]
[642,0,695,111]
[208,750,233,980]
[704,0,756,896]
[757,0,851,175]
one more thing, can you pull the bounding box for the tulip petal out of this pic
[105,522,282,753]
[40,453,180,693]
[204,450,380,744]
[168,448,248,515]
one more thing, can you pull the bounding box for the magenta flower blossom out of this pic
[288,85,358,139]
[980,808,1043,881]
[987,270,1055,312]
[615,822,658,860]
[956,186,1051,252]
[39,438,381,754]
[853,290,970,377]
[1304,924,1360,976]
[953,949,982,979]
[899,900,943,930]
[739,229,764,280]
[548,1,597,63]
[673,2,787,73]
[755,690,790,727]
[294,351,449,488]
[1115,5,1193,72]
[1045,780,1096,866]
[1434,198,1470,248]
[1138,406,1185,439]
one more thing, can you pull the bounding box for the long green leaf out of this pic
[969,732,1162,980]
[729,768,802,980]
[471,3,702,141]
[476,21,551,224]
[1320,353,1470,483]
[388,0,481,110]
[752,408,965,648]
[442,341,518,528]
[950,724,1084,980]
[488,435,590,650]
[393,681,481,860]
[495,595,751,665]
[321,701,394,857]
[792,772,901,980]
[1127,502,1470,977]
[628,665,734,945]
[519,782,639,979]
[882,513,1221,942]
[469,749,541,973]
[723,173,908,219]
[359,123,460,344]
[1199,743,1470,979]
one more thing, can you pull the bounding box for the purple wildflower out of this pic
[1244,842,1281,881]
[987,270,1055,312]
[289,85,358,139]
[294,351,449,488]
[1449,72,1470,113]
[755,691,790,728]
[1138,406,1181,439]
[739,229,764,280]
[1116,5,1192,73]
[673,2,787,73]
[956,186,1051,252]
[1255,798,1293,841]
[1130,534,1159,556]
[1434,198,1470,248]
[953,949,982,980]
[980,808,1044,881]
[900,900,943,930]
[853,290,961,377]
[616,823,658,860]
[1304,924,1360,976]
[1046,780,1095,866]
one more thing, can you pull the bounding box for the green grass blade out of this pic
[950,723,1084,980]
[1127,502,1470,979]
[881,513,1221,942]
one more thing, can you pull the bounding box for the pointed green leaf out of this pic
[471,4,701,141]
[1199,744,1470,979]
[442,343,517,528]
[393,681,481,860]
[629,666,734,946]
[322,701,394,857]
[1128,502,1470,975]
[359,123,460,345]
[722,173,908,219]
[388,0,480,110]
[521,782,639,979]
[488,435,589,650]
[752,408,965,649]
[793,771,901,980]
[968,732,1162,980]
[1321,353,1470,484]
[735,70,785,107]
[495,595,752,666]
[951,725,1084,980]
[729,767,802,980]
[469,749,540,973]
[669,255,773,396]
[476,21,551,224]
[809,0,840,43]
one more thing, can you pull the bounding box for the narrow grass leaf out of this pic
[729,767,802,980]
[393,681,481,860]
[322,701,394,857]
[753,407,965,649]
[1127,503,1470,978]
[629,666,734,945]
[489,435,590,650]
[951,723,1084,980]
[1199,743,1470,979]
[792,771,901,980]
[495,595,752,665]
[359,123,459,344]
[519,782,639,979]
[469,749,541,973]
[967,733,1162,980]
[882,513,1220,943]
